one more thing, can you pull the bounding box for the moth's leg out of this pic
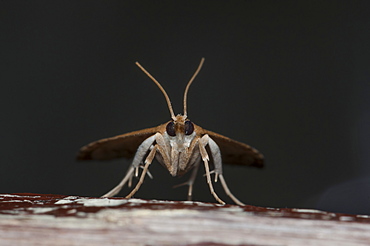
[208,137,245,206]
[206,137,223,182]
[133,134,158,176]
[125,145,158,199]
[128,173,133,188]
[140,165,154,179]
[101,134,156,198]
[125,132,170,199]
[186,162,200,201]
[173,160,200,201]
[153,132,171,169]
[199,135,225,205]
[129,165,153,188]
[101,166,135,198]
[218,174,245,206]
[183,139,202,200]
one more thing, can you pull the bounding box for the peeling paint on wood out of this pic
[0,193,369,245]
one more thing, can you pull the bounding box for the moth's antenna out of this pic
[183,58,205,118]
[135,62,176,120]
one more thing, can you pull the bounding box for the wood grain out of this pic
[0,193,369,246]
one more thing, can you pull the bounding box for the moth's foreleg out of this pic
[153,132,171,169]
[101,166,135,198]
[125,145,158,199]
[208,137,245,206]
[132,134,157,173]
[101,134,156,198]
[199,135,225,205]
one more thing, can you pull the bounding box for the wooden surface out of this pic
[0,193,369,246]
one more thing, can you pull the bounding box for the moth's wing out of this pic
[77,125,163,161]
[198,126,264,168]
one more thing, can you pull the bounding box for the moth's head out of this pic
[165,115,195,139]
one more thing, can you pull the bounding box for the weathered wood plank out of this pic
[0,193,369,245]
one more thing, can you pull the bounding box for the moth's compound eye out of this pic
[184,120,194,135]
[166,121,176,136]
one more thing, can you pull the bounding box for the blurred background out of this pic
[1,1,369,215]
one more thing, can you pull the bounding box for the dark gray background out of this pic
[1,1,369,214]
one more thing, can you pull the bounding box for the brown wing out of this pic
[194,124,264,168]
[76,124,164,161]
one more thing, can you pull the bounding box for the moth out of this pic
[77,58,264,206]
